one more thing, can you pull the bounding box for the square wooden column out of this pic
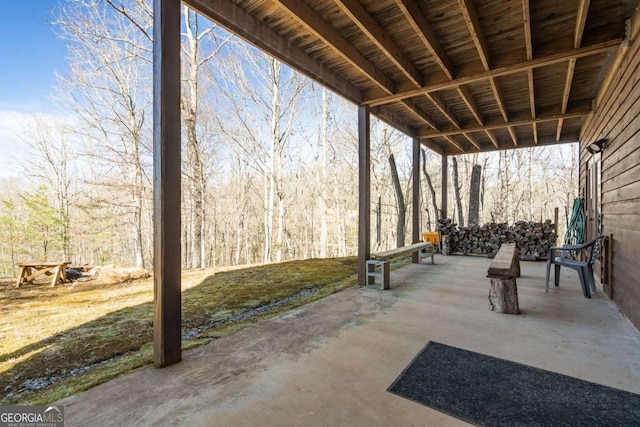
[441,154,448,219]
[412,137,421,263]
[358,105,371,285]
[153,0,182,367]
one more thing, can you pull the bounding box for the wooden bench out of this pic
[486,243,521,314]
[366,242,435,290]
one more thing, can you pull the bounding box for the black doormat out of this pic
[388,341,640,427]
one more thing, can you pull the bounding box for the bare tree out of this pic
[381,124,406,247]
[54,0,153,268]
[452,156,464,226]
[20,116,76,261]
[213,43,307,263]
[181,5,229,269]
[421,148,440,228]
[468,164,482,226]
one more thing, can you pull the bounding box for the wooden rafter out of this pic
[402,99,440,131]
[457,0,490,70]
[419,109,589,138]
[523,0,537,143]
[426,92,461,129]
[528,69,537,143]
[457,86,483,125]
[556,58,577,140]
[507,127,518,146]
[485,130,500,149]
[443,135,464,152]
[271,0,394,95]
[366,40,620,106]
[575,0,591,49]
[462,133,481,150]
[334,0,422,87]
[186,0,363,102]
[557,0,590,140]
[489,77,517,145]
[522,0,533,60]
[394,0,454,79]
[397,0,481,145]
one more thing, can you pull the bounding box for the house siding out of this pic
[580,17,640,330]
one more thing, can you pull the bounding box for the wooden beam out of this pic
[443,135,464,152]
[527,69,537,143]
[457,0,490,70]
[522,0,532,60]
[419,109,589,138]
[153,0,182,368]
[507,126,518,146]
[575,0,591,49]
[527,69,536,118]
[271,0,395,95]
[441,155,448,219]
[426,92,461,129]
[373,104,420,136]
[185,0,362,103]
[486,130,500,149]
[556,58,576,140]
[457,85,484,125]
[358,105,371,285]
[557,0,588,139]
[335,0,422,87]
[365,40,621,106]
[490,78,508,122]
[395,0,454,79]
[489,77,517,146]
[463,133,481,151]
[412,137,420,262]
[402,99,440,131]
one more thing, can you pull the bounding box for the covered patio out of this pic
[59,256,640,425]
[152,0,640,367]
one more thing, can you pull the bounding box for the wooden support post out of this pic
[153,0,182,368]
[441,154,448,219]
[412,137,420,263]
[358,105,371,285]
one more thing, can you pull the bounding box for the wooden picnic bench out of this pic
[16,262,71,288]
[487,243,520,314]
[366,242,435,290]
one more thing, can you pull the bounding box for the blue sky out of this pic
[0,0,67,112]
[0,1,67,176]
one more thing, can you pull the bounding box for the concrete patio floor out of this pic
[58,255,640,426]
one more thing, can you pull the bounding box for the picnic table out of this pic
[16,262,71,288]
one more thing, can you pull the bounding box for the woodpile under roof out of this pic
[187,0,637,155]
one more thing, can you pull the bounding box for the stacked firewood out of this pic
[437,219,556,260]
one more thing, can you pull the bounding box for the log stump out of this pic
[487,243,521,314]
[488,278,520,314]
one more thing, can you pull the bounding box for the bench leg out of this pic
[366,260,390,290]
[418,248,435,265]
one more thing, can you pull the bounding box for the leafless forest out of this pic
[0,0,578,276]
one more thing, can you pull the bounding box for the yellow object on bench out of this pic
[367,242,435,290]
[422,232,440,246]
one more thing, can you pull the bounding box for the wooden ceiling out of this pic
[185,0,637,155]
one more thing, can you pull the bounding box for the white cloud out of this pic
[0,110,76,178]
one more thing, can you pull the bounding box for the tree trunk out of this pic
[421,148,440,228]
[319,87,329,258]
[468,164,482,226]
[383,125,405,247]
[452,156,464,227]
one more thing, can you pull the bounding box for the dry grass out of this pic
[0,257,359,405]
